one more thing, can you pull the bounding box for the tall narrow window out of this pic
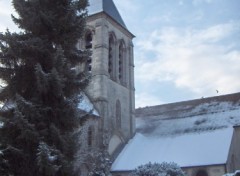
[116,100,121,128]
[118,41,125,84]
[85,32,92,72]
[85,33,92,49]
[108,35,114,78]
[87,126,94,147]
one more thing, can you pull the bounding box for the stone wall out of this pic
[81,12,135,157]
[74,116,99,176]
[183,165,226,176]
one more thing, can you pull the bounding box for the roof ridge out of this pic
[136,92,240,118]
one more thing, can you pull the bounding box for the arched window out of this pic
[118,41,125,84]
[87,126,94,147]
[196,170,208,176]
[85,32,92,49]
[108,34,115,79]
[116,100,121,128]
[85,32,92,72]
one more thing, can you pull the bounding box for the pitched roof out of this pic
[136,92,240,119]
[136,100,240,136]
[112,93,240,171]
[111,128,233,171]
[88,0,127,28]
[78,93,99,116]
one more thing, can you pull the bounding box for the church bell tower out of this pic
[79,0,135,156]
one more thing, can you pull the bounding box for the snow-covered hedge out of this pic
[131,162,186,176]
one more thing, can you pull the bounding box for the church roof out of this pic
[136,92,240,119]
[88,0,127,29]
[112,93,240,171]
[111,128,233,171]
[78,93,99,116]
[136,95,240,137]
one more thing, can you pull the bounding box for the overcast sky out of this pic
[0,0,240,108]
[114,0,240,107]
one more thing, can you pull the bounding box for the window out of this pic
[118,41,125,85]
[108,34,115,79]
[85,32,92,72]
[116,100,121,128]
[87,126,94,147]
[85,32,92,49]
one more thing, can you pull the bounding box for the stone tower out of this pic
[79,0,135,157]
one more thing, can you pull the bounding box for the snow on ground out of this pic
[111,128,233,171]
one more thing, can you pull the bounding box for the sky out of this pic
[0,0,240,108]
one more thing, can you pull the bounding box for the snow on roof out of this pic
[136,93,240,119]
[78,93,99,116]
[111,128,233,171]
[137,102,240,137]
[112,97,240,172]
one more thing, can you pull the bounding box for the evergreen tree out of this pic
[88,148,112,176]
[0,0,89,175]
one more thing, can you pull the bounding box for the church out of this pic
[77,0,240,175]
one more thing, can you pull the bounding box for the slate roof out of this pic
[88,0,127,28]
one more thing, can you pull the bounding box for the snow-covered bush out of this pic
[131,162,186,176]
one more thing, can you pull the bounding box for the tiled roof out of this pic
[88,0,127,28]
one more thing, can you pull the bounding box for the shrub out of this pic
[131,162,186,176]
